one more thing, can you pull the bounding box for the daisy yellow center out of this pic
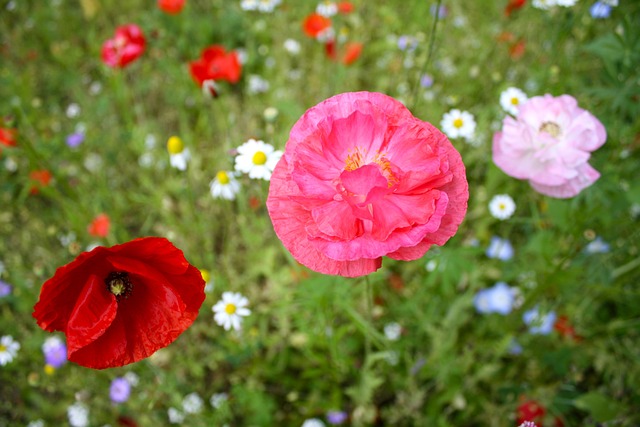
[510,97,519,105]
[200,269,211,283]
[0,344,5,352]
[344,148,397,187]
[44,364,55,375]
[216,171,230,184]
[167,136,184,154]
[453,118,464,128]
[539,121,561,138]
[252,151,267,165]
[499,203,506,210]
[225,303,237,314]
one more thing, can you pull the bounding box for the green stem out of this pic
[411,0,443,109]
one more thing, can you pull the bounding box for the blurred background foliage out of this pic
[0,0,639,426]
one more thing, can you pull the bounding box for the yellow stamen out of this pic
[216,171,230,184]
[225,303,237,314]
[344,147,397,187]
[167,136,184,154]
[453,118,464,128]
[510,97,519,105]
[252,151,267,165]
[539,122,561,138]
[109,278,125,296]
[0,344,5,352]
[499,203,506,210]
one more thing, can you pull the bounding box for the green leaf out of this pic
[573,392,623,422]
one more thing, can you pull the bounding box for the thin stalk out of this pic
[411,0,443,109]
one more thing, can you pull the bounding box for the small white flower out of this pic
[257,0,281,12]
[440,109,476,140]
[234,139,282,181]
[124,372,139,387]
[210,392,228,409]
[489,194,516,220]
[42,336,64,353]
[27,420,45,427]
[301,419,326,427]
[182,392,204,414]
[170,148,190,171]
[167,407,185,424]
[283,39,301,55]
[316,1,338,17]
[202,79,220,98]
[247,75,270,94]
[67,402,89,427]
[383,322,402,341]
[601,0,618,5]
[0,335,20,365]
[316,26,335,43]
[499,87,528,116]
[210,171,241,200]
[240,0,258,10]
[532,0,557,9]
[213,292,251,331]
[66,103,81,118]
[556,0,578,6]
[89,81,102,95]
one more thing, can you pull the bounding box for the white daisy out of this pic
[67,402,89,427]
[240,0,258,10]
[316,1,338,17]
[182,392,204,414]
[440,109,476,140]
[499,87,528,116]
[489,194,516,220]
[283,39,301,55]
[257,0,281,12]
[301,419,326,427]
[532,0,557,9]
[556,0,578,6]
[0,335,19,365]
[167,136,190,171]
[247,75,270,95]
[210,171,240,200]
[213,292,251,331]
[234,139,282,181]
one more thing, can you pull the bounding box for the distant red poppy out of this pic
[33,237,205,369]
[29,169,52,194]
[189,46,242,87]
[158,0,185,14]
[554,315,581,342]
[517,399,545,425]
[505,0,526,16]
[88,214,111,238]
[510,39,526,59]
[0,127,17,156]
[101,24,146,68]
[337,2,355,14]
[342,42,362,65]
[303,13,332,38]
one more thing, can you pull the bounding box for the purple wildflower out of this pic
[110,377,131,404]
[42,336,67,368]
[326,410,348,425]
[0,280,11,297]
[66,132,85,148]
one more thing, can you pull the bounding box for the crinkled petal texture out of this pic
[267,92,469,277]
[32,237,205,369]
[492,94,606,198]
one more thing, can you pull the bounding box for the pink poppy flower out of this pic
[492,94,606,198]
[101,24,146,68]
[266,92,468,277]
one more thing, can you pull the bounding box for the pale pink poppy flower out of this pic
[267,92,468,277]
[101,24,146,68]
[492,94,606,198]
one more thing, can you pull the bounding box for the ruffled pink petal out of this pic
[530,162,600,198]
[267,157,382,276]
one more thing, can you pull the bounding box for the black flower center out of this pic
[105,271,133,300]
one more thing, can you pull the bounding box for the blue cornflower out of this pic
[0,280,11,298]
[42,336,67,369]
[585,236,610,254]
[326,410,348,425]
[66,132,85,148]
[523,306,557,335]
[486,236,514,261]
[590,2,612,18]
[474,282,516,315]
[110,377,131,404]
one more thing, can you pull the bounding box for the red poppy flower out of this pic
[342,42,362,65]
[29,169,52,194]
[338,1,355,14]
[517,399,546,425]
[101,24,146,68]
[32,237,205,369]
[189,46,242,87]
[509,39,526,59]
[158,0,185,14]
[554,315,581,341]
[0,127,17,156]
[88,213,111,238]
[505,0,526,16]
[303,13,332,38]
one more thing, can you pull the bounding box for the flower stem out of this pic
[411,0,444,110]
